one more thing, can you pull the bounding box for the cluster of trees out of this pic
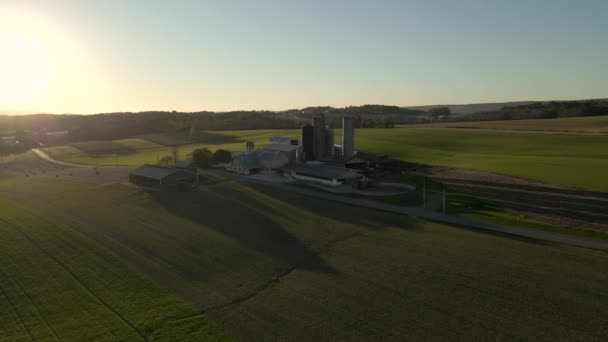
[160,148,232,169]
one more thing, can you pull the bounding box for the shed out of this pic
[129,164,196,191]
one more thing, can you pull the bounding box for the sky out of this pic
[0,0,607,114]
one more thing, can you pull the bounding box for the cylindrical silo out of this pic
[325,128,335,158]
[342,115,355,159]
[301,125,314,161]
[246,141,254,154]
[313,114,326,160]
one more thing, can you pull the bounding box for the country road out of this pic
[31,148,125,168]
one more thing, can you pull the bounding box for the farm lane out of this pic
[32,148,119,168]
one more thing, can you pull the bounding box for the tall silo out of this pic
[313,114,326,160]
[301,125,314,161]
[325,128,335,158]
[342,115,355,159]
[246,141,254,154]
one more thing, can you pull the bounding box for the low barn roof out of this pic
[263,144,299,152]
[129,164,183,180]
[287,163,362,180]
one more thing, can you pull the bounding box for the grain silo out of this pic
[301,125,314,161]
[342,115,355,159]
[313,114,326,160]
[246,141,254,154]
[325,128,335,158]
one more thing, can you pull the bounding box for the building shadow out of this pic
[150,189,336,274]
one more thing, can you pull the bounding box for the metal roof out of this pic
[129,165,182,180]
[263,144,299,152]
[287,163,362,180]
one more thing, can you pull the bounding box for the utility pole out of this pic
[422,178,426,209]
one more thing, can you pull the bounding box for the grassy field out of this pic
[416,115,608,133]
[0,175,607,340]
[42,127,608,191]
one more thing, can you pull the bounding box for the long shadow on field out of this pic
[246,184,558,248]
[151,189,335,274]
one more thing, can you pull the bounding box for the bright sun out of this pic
[0,29,53,106]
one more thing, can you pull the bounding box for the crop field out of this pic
[0,184,229,340]
[0,175,607,340]
[70,141,135,155]
[417,115,608,133]
[137,132,240,146]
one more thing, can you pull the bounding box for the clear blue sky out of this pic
[1,0,607,113]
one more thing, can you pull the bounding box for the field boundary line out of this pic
[0,217,148,342]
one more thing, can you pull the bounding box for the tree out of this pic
[213,149,232,164]
[192,148,214,168]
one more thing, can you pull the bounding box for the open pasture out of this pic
[137,131,239,146]
[70,140,135,155]
[417,115,608,133]
[0,176,607,340]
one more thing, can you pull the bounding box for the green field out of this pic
[418,115,608,133]
[0,175,607,340]
[44,127,608,191]
[0,183,230,341]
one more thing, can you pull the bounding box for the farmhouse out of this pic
[284,163,364,187]
[129,164,196,191]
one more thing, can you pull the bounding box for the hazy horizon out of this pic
[1,0,607,114]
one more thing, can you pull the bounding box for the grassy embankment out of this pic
[415,115,608,133]
[0,175,607,340]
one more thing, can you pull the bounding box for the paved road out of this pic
[213,171,608,251]
[32,148,125,168]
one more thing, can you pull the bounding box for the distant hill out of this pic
[405,101,538,115]
[406,98,608,116]
[0,109,45,116]
[458,99,608,122]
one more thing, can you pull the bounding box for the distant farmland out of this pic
[0,176,606,340]
[43,127,608,191]
[417,115,608,133]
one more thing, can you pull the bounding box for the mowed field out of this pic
[416,115,608,133]
[43,127,608,191]
[0,174,607,340]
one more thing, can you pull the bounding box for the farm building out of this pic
[129,164,196,191]
[227,149,289,175]
[284,163,365,187]
[263,143,299,162]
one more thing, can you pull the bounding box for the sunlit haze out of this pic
[1,0,607,114]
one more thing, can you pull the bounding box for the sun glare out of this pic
[0,29,53,106]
